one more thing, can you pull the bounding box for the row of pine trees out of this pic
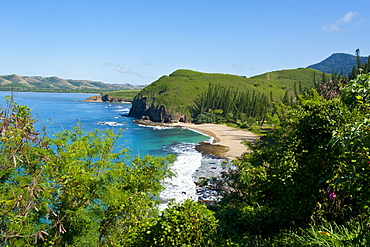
[192,83,270,126]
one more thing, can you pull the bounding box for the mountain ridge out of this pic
[0,74,144,92]
[307,53,369,75]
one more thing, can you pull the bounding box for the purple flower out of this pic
[329,192,336,200]
[326,187,331,193]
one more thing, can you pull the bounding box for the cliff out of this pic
[128,96,188,123]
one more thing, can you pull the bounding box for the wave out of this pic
[158,143,202,210]
[97,121,124,126]
[137,124,174,130]
[115,108,130,113]
[181,127,214,143]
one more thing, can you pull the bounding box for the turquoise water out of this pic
[0,91,208,157]
[0,91,218,206]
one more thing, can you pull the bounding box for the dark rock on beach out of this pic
[193,156,234,204]
[195,142,230,158]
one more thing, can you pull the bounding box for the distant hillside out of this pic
[84,90,140,103]
[128,68,322,123]
[307,53,369,75]
[0,74,144,93]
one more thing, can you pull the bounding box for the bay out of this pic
[0,91,208,156]
[0,91,213,205]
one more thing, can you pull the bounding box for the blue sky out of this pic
[0,0,369,85]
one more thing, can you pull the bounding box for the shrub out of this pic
[221,75,370,242]
[143,200,218,246]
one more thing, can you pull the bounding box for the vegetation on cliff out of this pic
[104,89,140,101]
[129,68,322,122]
[192,83,270,125]
[84,90,140,102]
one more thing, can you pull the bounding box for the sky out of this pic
[0,0,369,85]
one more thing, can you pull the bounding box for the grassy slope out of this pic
[105,90,141,101]
[249,68,324,100]
[134,68,324,116]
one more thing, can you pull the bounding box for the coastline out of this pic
[170,123,259,159]
[100,117,258,206]
[135,120,260,206]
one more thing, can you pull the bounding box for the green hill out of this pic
[128,68,323,122]
[104,90,140,101]
[0,74,144,93]
[84,90,141,103]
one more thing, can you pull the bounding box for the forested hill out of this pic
[307,53,369,75]
[128,68,323,123]
[0,74,144,92]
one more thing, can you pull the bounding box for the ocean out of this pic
[0,91,226,207]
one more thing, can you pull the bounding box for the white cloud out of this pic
[102,62,147,78]
[322,11,359,32]
[342,11,358,24]
[114,64,131,74]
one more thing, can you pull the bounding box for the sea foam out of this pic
[158,143,202,210]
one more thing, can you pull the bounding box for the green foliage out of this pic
[292,221,369,246]
[104,90,140,102]
[0,100,174,246]
[340,73,370,109]
[217,74,370,244]
[131,68,318,121]
[237,95,355,226]
[142,200,218,246]
[192,83,270,125]
[214,203,280,239]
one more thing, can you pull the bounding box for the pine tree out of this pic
[356,48,362,69]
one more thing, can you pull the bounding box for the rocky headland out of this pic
[128,97,188,123]
[84,94,130,103]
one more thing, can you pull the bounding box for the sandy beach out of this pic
[172,123,259,159]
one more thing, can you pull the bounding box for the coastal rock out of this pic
[84,94,129,103]
[193,157,234,204]
[195,142,229,158]
[84,95,104,102]
[128,97,188,123]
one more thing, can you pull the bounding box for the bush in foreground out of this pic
[0,99,174,246]
[216,74,370,245]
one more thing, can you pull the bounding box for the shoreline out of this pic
[170,123,259,159]
[136,120,260,206]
